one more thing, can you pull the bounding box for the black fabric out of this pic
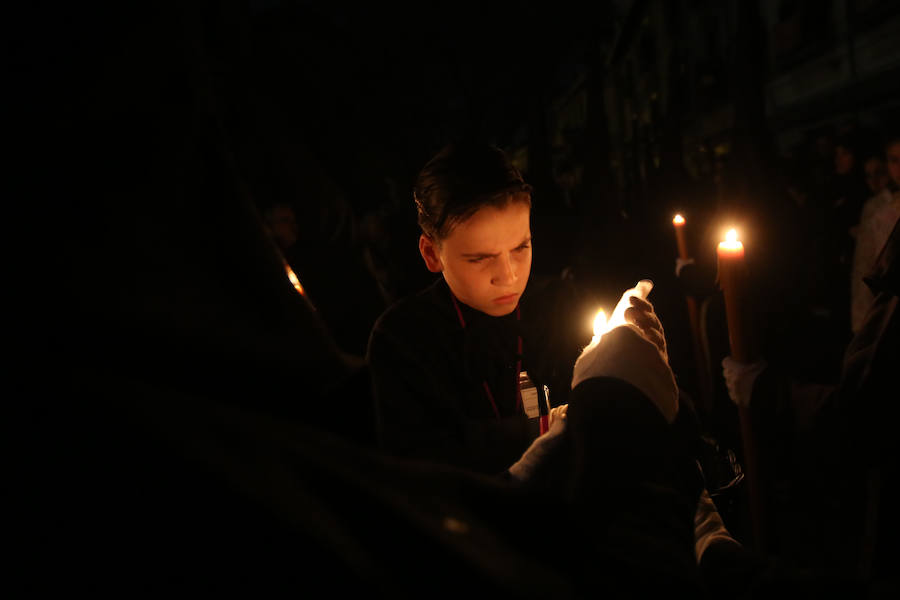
[367,277,589,474]
[565,377,704,588]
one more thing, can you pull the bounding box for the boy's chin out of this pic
[478,303,518,317]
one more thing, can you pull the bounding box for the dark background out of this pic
[13,0,900,417]
[12,0,900,402]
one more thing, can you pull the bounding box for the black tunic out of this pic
[367,276,589,474]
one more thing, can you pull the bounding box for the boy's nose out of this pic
[491,254,517,286]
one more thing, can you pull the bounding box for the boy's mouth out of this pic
[492,293,519,305]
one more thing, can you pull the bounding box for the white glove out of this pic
[548,403,567,428]
[623,293,668,362]
[572,281,677,423]
[507,404,568,482]
[721,356,768,408]
[694,488,741,563]
[675,257,695,278]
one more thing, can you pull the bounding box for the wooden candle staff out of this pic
[717,228,765,549]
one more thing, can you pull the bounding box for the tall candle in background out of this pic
[717,227,765,548]
[673,214,689,260]
[717,229,757,362]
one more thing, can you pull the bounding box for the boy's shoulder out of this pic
[371,278,451,337]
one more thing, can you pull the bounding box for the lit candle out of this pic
[673,214,689,260]
[717,228,744,259]
[588,280,653,344]
[284,260,317,312]
[716,227,765,547]
[717,228,755,362]
[285,263,306,297]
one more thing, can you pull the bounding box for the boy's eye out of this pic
[468,257,488,264]
[515,244,530,252]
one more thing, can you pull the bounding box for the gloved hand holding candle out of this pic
[511,281,677,483]
[584,280,665,353]
[572,280,678,423]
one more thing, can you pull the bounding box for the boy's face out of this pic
[419,201,532,317]
[887,142,900,189]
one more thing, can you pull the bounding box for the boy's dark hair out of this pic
[413,141,532,239]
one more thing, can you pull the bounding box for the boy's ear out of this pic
[419,234,444,273]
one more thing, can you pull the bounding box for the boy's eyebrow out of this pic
[460,236,531,258]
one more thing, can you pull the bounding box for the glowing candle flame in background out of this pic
[285,264,306,297]
[672,213,689,260]
[719,228,743,251]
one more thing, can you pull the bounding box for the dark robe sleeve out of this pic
[368,318,451,449]
[548,376,705,589]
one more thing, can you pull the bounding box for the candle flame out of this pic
[285,264,306,296]
[592,309,608,339]
[718,228,744,252]
[588,279,654,345]
[673,214,685,225]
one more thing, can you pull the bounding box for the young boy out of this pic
[367,141,661,474]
